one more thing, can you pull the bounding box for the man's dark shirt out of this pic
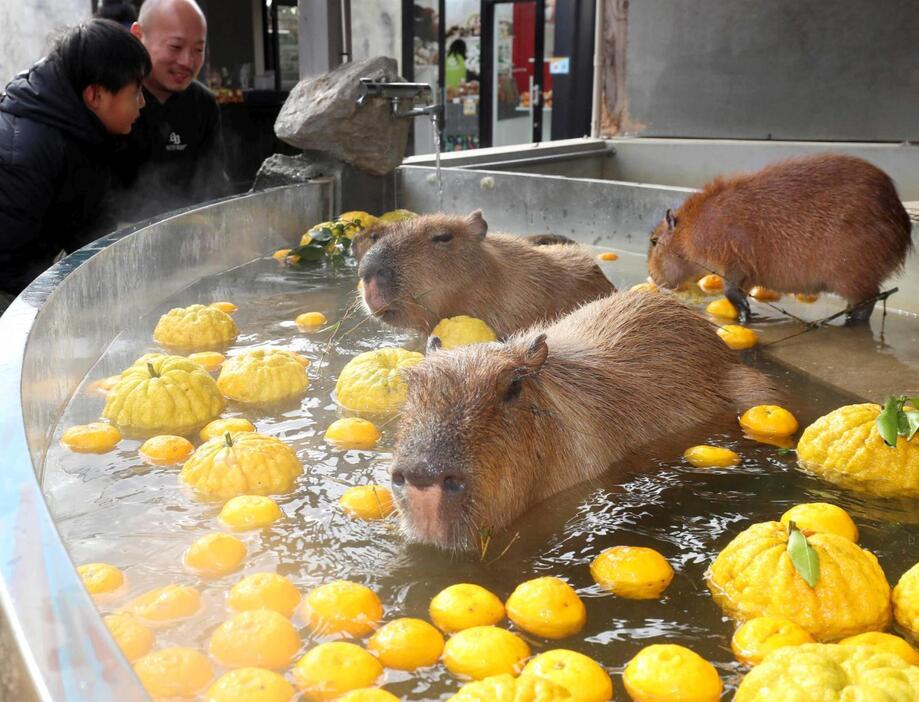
[110,80,229,223]
[0,60,116,295]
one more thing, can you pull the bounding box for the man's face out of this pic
[133,4,206,97]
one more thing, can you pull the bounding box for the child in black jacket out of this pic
[0,19,150,303]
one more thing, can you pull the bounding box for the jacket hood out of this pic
[0,58,107,144]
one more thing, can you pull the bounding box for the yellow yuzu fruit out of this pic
[697,274,724,294]
[219,495,283,531]
[301,580,383,637]
[731,616,815,666]
[61,422,121,453]
[78,562,124,595]
[104,613,155,661]
[139,435,195,465]
[589,546,674,600]
[717,325,759,350]
[839,631,919,666]
[795,293,819,303]
[209,609,300,669]
[229,573,301,618]
[597,252,619,261]
[133,647,213,699]
[739,405,799,437]
[293,642,383,701]
[123,584,202,623]
[188,351,226,372]
[521,649,613,702]
[209,301,238,314]
[505,576,586,639]
[339,485,395,520]
[367,617,445,670]
[183,533,247,577]
[205,667,295,702]
[325,418,382,450]
[337,690,400,702]
[199,417,256,441]
[296,312,328,329]
[779,503,858,542]
[623,644,722,702]
[749,286,781,302]
[430,583,506,633]
[442,626,531,680]
[683,445,741,468]
[706,298,738,319]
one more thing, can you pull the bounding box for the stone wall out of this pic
[0,0,89,85]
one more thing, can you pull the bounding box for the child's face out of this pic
[86,82,145,135]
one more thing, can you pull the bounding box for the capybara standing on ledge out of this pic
[647,154,913,324]
[390,290,775,550]
[354,210,615,336]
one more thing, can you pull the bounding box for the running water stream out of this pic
[431,112,444,210]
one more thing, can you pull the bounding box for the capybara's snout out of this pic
[358,246,398,315]
[391,453,469,548]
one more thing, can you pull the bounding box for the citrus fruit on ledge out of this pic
[706,521,891,641]
[335,347,424,413]
[796,403,919,497]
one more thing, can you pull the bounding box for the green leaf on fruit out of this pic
[877,395,919,447]
[787,520,820,588]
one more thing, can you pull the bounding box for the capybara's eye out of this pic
[370,232,381,242]
[503,378,523,403]
[431,232,453,243]
[650,236,658,247]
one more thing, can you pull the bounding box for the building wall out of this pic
[350,0,400,71]
[602,0,919,142]
[1,0,90,85]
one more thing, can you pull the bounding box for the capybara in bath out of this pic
[390,289,776,550]
[354,210,615,336]
[647,154,913,323]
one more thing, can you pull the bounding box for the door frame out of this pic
[480,0,547,148]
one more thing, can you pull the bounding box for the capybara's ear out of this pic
[426,336,442,354]
[522,333,549,371]
[665,208,678,231]
[466,209,488,239]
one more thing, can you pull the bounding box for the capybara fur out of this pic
[647,154,913,323]
[354,210,615,336]
[391,290,776,550]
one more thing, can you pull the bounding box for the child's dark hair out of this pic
[51,19,151,95]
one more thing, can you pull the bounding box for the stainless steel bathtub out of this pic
[1,138,916,700]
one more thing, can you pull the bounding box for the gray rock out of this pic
[252,151,339,190]
[275,56,410,176]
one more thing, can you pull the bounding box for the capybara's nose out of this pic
[392,461,466,494]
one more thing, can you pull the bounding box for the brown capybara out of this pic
[647,154,913,323]
[354,210,615,337]
[390,290,775,550]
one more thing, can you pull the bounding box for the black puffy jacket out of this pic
[0,59,116,295]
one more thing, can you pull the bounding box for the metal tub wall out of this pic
[0,182,332,702]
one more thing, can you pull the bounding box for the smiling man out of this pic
[111,0,229,222]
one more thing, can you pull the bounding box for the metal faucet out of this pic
[357,78,443,119]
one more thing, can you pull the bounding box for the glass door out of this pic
[480,0,547,148]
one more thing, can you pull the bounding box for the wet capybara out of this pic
[647,154,913,323]
[354,210,615,337]
[391,290,776,550]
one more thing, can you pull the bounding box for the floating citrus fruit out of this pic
[293,642,383,701]
[707,521,891,640]
[335,347,424,413]
[893,562,919,637]
[430,583,506,633]
[87,374,121,396]
[339,485,395,520]
[739,405,798,437]
[367,617,445,670]
[209,609,300,669]
[301,580,383,637]
[205,667,295,702]
[838,631,919,665]
[597,252,619,262]
[188,351,226,372]
[217,349,309,404]
[749,286,781,302]
[134,647,213,700]
[521,649,613,702]
[181,432,302,499]
[683,445,740,469]
[139,435,195,465]
[104,614,155,661]
[124,584,202,624]
[623,644,722,702]
[296,312,328,329]
[697,274,724,294]
[61,422,121,453]
[796,403,919,497]
[730,616,814,666]
[630,282,658,293]
[154,304,238,350]
[184,533,247,577]
[442,626,530,680]
[229,573,301,618]
[325,418,381,450]
[717,324,759,350]
[506,576,586,639]
[450,674,571,701]
[779,503,858,542]
[590,546,674,600]
[734,644,919,701]
[795,293,819,303]
[430,316,498,350]
[273,248,292,261]
[199,417,256,441]
[706,297,738,319]
[78,562,124,595]
[219,495,283,530]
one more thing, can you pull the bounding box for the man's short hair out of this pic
[51,19,151,95]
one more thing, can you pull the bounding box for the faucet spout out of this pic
[357,78,440,119]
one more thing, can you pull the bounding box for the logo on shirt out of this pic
[166,131,187,151]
